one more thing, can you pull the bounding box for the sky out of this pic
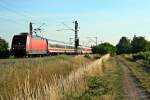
[0,0,150,47]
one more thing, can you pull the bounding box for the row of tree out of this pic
[0,37,9,58]
[116,35,150,54]
[92,35,150,55]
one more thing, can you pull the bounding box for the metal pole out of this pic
[75,21,78,53]
[96,37,98,46]
[29,22,33,35]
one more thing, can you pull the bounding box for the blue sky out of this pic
[0,0,150,47]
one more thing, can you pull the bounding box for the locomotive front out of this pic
[11,33,28,57]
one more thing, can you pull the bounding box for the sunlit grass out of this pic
[0,55,91,99]
[0,54,119,100]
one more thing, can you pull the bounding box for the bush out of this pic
[148,57,150,62]
[133,51,150,60]
[0,50,10,58]
[0,37,9,58]
[84,54,91,59]
[92,42,116,56]
[87,76,111,96]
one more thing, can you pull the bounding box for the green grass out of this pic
[65,57,124,100]
[132,51,150,62]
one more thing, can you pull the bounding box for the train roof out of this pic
[19,33,29,35]
[13,33,47,40]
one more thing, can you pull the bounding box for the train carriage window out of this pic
[48,43,74,49]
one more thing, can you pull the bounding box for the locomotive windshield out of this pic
[12,35,27,46]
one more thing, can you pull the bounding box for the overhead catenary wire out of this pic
[0,0,32,18]
[61,22,75,31]
[0,0,35,25]
[0,0,49,35]
[0,5,29,26]
[0,1,44,33]
[0,16,26,27]
[0,4,27,18]
[47,38,70,44]
[0,0,33,17]
[0,0,49,25]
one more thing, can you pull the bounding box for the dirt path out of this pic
[116,56,149,100]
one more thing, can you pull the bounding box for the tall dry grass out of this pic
[0,55,91,99]
[0,54,110,100]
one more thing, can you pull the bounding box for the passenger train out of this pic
[11,33,92,57]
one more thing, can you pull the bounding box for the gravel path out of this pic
[116,56,149,100]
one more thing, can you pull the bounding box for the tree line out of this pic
[92,35,150,55]
[0,37,9,58]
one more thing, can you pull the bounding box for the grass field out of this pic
[0,55,92,99]
[0,54,124,100]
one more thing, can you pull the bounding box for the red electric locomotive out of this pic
[11,33,48,57]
